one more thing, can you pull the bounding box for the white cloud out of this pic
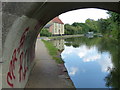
[77,46,100,62]
[69,67,78,76]
[62,46,73,54]
[77,46,113,72]
[98,54,113,72]
[83,55,101,62]
[78,45,88,58]
[59,8,109,24]
[62,45,114,73]
[78,52,86,58]
[61,46,75,59]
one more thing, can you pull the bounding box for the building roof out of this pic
[44,23,52,28]
[52,17,64,24]
[44,17,64,28]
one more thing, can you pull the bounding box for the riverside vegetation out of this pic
[42,40,64,64]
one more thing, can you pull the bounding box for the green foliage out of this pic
[72,22,90,33]
[96,11,120,39]
[64,11,119,39]
[85,19,99,33]
[40,28,52,37]
[64,24,78,35]
[97,19,110,34]
[107,11,120,24]
[107,11,120,39]
[64,23,90,35]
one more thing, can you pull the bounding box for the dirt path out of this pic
[25,39,74,88]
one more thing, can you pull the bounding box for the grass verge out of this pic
[42,40,64,64]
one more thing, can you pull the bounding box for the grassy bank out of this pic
[42,40,64,64]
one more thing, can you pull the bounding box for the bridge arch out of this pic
[2,2,120,88]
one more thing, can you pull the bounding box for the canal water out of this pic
[50,37,119,88]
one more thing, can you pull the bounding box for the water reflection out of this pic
[51,39,64,51]
[50,37,119,88]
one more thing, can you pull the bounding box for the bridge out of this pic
[1,1,120,88]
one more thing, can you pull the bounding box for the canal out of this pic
[50,36,119,88]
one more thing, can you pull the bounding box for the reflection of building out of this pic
[52,39,64,51]
[87,32,93,35]
[44,17,64,36]
[85,32,94,38]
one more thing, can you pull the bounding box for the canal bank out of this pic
[39,34,84,40]
[49,35,84,40]
[25,39,74,88]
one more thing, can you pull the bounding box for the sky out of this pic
[59,8,109,25]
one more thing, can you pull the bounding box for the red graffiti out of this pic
[19,52,24,82]
[19,51,28,82]
[7,49,17,87]
[17,27,29,54]
[7,72,13,87]
[7,27,30,87]
[23,50,28,79]
[7,24,38,87]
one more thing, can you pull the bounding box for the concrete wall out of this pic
[1,2,120,88]
[2,2,46,88]
[0,1,2,90]
[2,15,38,88]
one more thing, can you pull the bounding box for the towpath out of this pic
[25,38,74,88]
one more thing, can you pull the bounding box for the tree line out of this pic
[64,11,120,39]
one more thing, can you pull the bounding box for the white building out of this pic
[45,17,64,36]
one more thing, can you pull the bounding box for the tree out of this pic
[97,18,110,34]
[107,11,120,39]
[72,22,90,33]
[107,11,120,24]
[64,24,78,35]
[85,19,99,33]
[40,28,52,37]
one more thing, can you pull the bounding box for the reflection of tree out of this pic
[65,43,72,46]
[65,37,102,48]
[104,67,120,88]
[97,38,119,88]
[64,37,119,88]
[72,43,80,48]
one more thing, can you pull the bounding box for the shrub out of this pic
[40,28,52,37]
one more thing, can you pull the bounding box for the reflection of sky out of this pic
[61,45,113,88]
